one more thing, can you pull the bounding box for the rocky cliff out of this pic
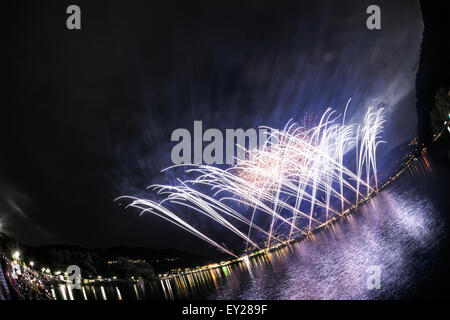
[416,1,450,145]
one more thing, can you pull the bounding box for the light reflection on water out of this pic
[54,155,448,300]
[53,282,143,301]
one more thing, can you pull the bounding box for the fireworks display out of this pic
[118,105,386,257]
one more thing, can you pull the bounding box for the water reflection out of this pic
[53,282,149,300]
[53,154,447,300]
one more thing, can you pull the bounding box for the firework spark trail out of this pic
[120,196,238,257]
[117,106,386,257]
[356,107,387,200]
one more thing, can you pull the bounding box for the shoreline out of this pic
[159,142,427,280]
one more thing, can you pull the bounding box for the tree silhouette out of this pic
[431,87,450,135]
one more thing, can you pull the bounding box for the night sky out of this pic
[1,0,423,254]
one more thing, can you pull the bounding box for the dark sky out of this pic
[1,0,423,255]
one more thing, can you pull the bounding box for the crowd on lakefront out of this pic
[0,253,54,300]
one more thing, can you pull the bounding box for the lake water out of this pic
[53,154,450,300]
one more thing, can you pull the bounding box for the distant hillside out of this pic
[0,235,225,276]
[377,140,418,181]
[340,139,415,189]
[28,244,222,273]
